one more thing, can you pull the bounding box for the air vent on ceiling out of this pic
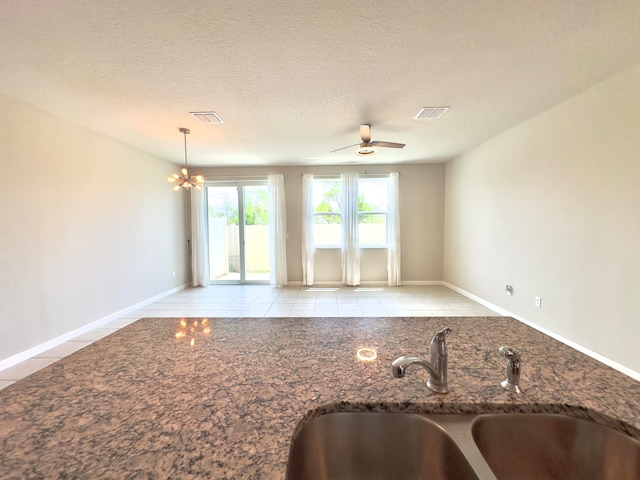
[190,111,224,124]
[415,107,449,119]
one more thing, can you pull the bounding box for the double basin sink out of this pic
[286,411,640,479]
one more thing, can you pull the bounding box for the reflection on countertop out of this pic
[1,316,639,479]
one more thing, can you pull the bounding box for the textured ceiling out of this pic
[1,1,640,167]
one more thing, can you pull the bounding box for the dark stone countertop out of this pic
[1,316,639,479]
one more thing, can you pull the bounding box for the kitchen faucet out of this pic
[391,326,452,394]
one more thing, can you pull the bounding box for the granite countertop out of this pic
[1,316,639,479]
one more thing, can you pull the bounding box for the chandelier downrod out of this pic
[180,127,190,169]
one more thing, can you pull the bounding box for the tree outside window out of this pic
[313,179,342,246]
[312,177,388,247]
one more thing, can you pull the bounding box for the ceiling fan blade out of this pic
[329,142,360,153]
[360,124,371,143]
[371,141,405,149]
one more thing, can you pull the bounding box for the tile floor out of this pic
[0,284,496,390]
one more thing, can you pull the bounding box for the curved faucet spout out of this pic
[391,356,439,379]
[391,354,448,394]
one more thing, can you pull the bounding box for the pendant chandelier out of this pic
[168,127,204,191]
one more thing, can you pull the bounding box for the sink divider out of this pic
[424,414,497,480]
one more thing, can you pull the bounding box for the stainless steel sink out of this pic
[285,412,480,480]
[471,413,640,480]
[286,412,640,480]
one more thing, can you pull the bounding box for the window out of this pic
[358,178,388,247]
[312,178,342,247]
[312,176,389,248]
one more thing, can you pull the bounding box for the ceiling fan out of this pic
[330,124,405,156]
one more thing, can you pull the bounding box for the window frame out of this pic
[310,175,390,249]
[357,176,389,249]
[312,177,342,249]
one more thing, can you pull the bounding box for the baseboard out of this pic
[0,283,189,372]
[287,280,444,287]
[442,282,640,382]
[290,281,389,287]
[442,282,505,313]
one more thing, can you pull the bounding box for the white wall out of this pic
[444,62,640,374]
[0,93,190,363]
[197,163,446,284]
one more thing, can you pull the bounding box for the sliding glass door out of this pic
[206,182,270,284]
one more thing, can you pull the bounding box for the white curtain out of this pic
[387,172,402,286]
[190,187,210,287]
[341,172,360,286]
[301,174,315,285]
[268,174,287,287]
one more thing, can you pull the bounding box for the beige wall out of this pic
[444,62,640,374]
[0,93,190,363]
[6,57,637,376]
[197,163,446,284]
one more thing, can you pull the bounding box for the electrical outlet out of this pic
[172,271,176,278]
[535,296,542,307]
[505,285,513,296]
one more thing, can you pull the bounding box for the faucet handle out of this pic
[431,326,452,344]
[499,345,521,362]
[439,326,453,335]
[499,345,523,394]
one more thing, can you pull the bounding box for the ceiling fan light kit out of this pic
[356,145,377,156]
[167,127,204,191]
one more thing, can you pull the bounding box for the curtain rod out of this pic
[201,174,285,180]
[304,172,399,178]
